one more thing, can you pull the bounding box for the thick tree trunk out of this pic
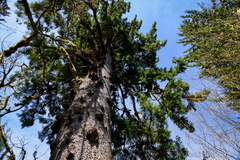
[50,50,112,160]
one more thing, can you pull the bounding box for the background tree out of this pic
[182,77,239,159]
[178,0,240,111]
[178,0,240,159]
[0,45,27,159]
[189,100,240,159]
[2,0,199,159]
[0,53,27,117]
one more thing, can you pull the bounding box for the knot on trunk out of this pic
[86,127,99,145]
[66,152,74,160]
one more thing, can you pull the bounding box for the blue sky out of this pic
[0,0,210,159]
[127,0,207,68]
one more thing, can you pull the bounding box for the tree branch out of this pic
[129,93,141,120]
[0,123,16,160]
[59,46,77,77]
[20,0,38,32]
[0,28,38,63]
[0,0,41,62]
[85,1,105,52]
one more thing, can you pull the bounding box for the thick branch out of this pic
[42,34,76,46]
[59,46,77,77]
[0,30,38,63]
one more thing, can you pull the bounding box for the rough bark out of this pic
[50,49,112,160]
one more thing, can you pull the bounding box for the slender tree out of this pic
[2,0,196,159]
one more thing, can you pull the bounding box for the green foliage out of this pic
[11,0,197,159]
[179,0,240,111]
[112,93,189,159]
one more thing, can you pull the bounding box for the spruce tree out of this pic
[3,0,195,159]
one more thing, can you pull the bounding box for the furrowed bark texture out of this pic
[50,50,112,160]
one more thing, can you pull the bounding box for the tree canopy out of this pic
[0,0,201,159]
[179,0,240,111]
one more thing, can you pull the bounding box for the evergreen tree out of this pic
[3,0,195,159]
[179,0,240,111]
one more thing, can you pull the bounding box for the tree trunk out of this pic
[50,49,112,160]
